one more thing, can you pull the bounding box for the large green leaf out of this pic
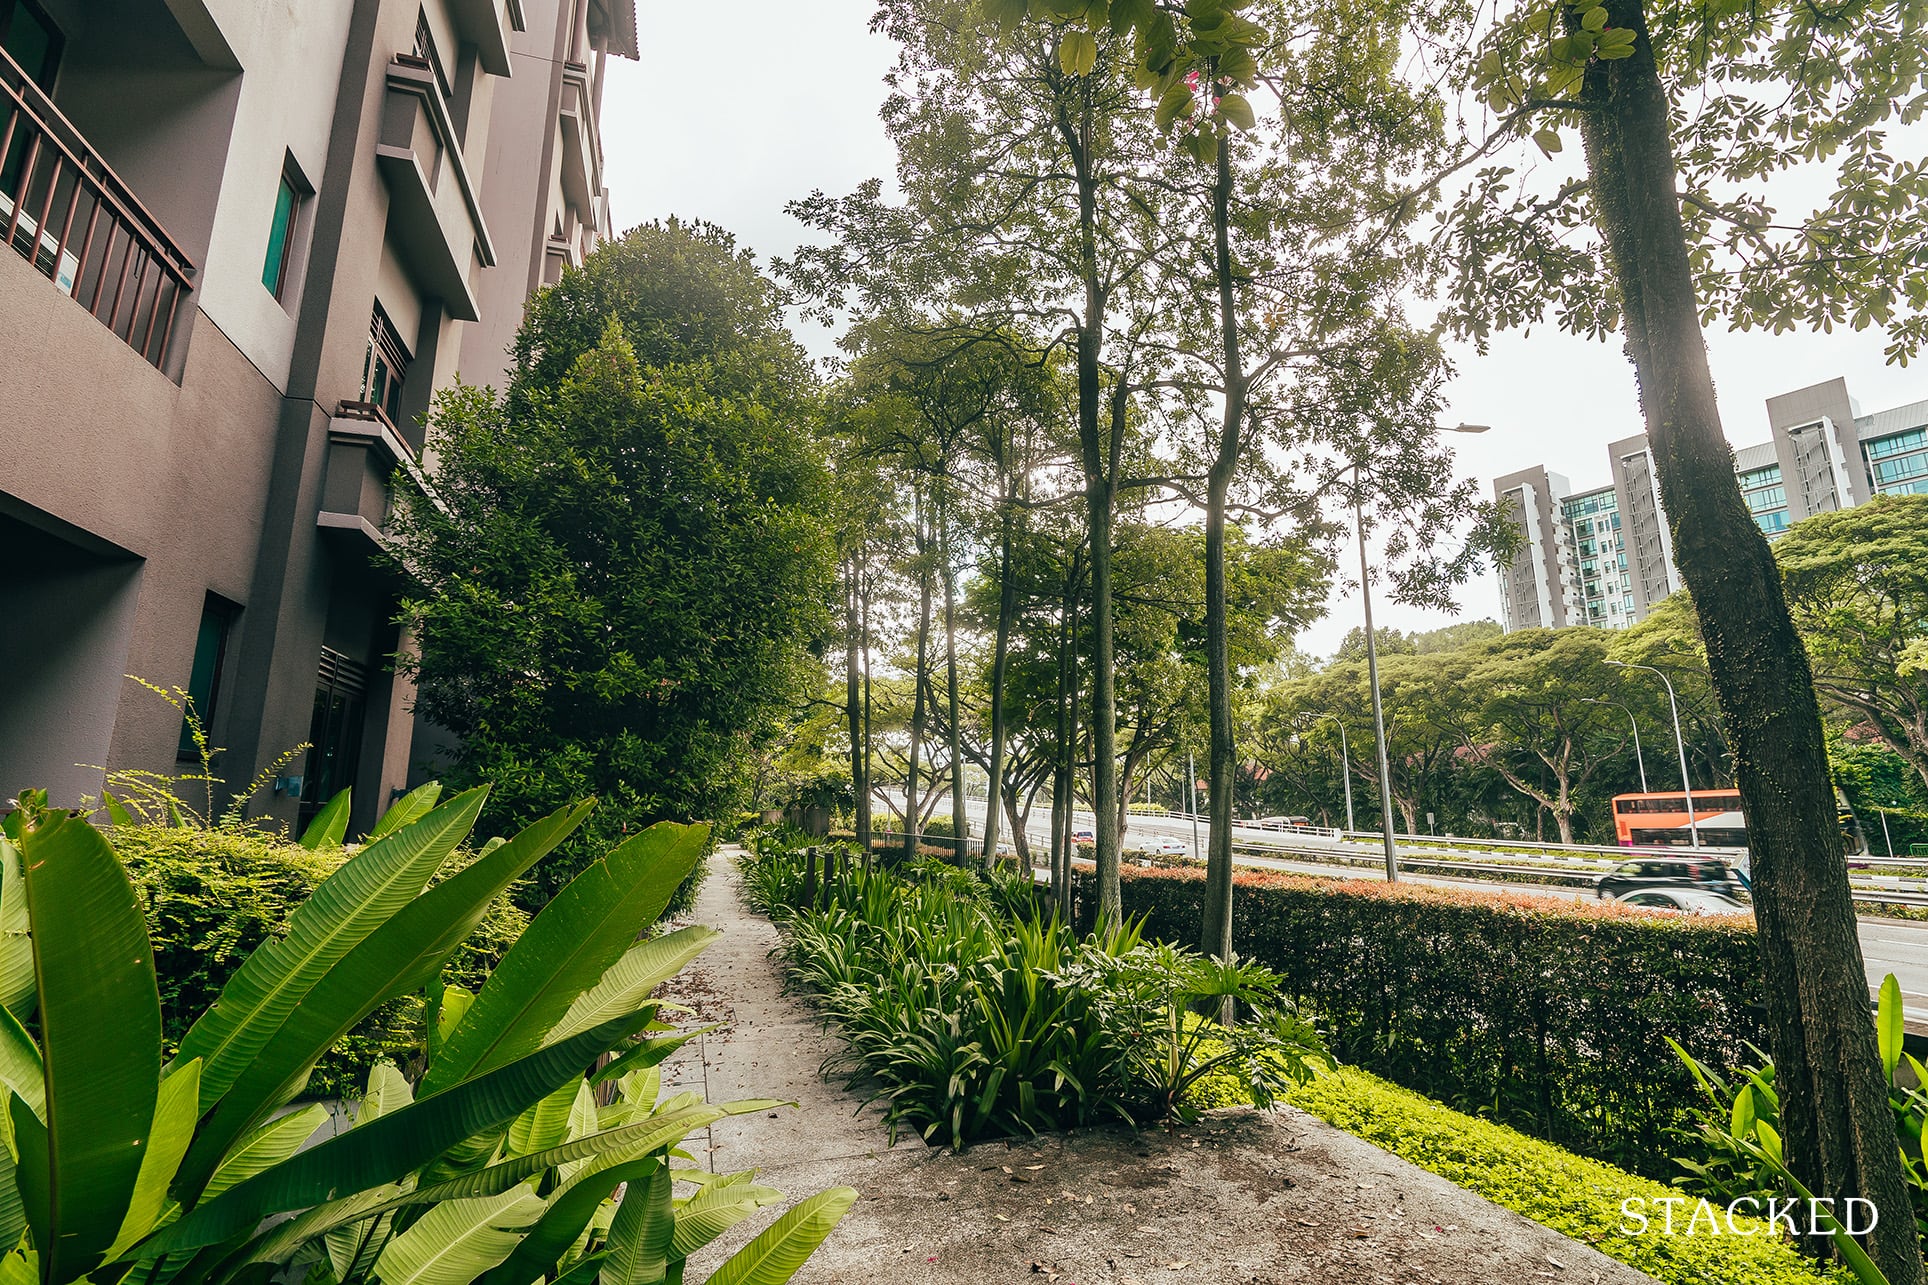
[1880,973,1904,1081]
[506,1079,580,1158]
[600,1156,672,1285]
[422,821,709,1095]
[670,1181,785,1260]
[201,1104,328,1200]
[703,1188,858,1285]
[175,786,488,1110]
[237,1102,775,1272]
[367,782,443,842]
[105,1060,202,1259]
[19,811,162,1282]
[138,1010,658,1258]
[548,927,719,1044]
[0,1005,42,1122]
[0,1098,28,1258]
[473,1151,664,1285]
[179,800,591,1187]
[371,1183,546,1285]
[358,1061,414,1126]
[0,840,33,1019]
[297,789,352,850]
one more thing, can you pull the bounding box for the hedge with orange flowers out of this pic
[1081,865,1764,1178]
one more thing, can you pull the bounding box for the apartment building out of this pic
[0,0,632,832]
[1494,377,1928,632]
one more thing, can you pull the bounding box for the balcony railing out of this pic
[0,47,196,369]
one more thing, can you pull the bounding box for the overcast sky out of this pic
[602,0,1925,658]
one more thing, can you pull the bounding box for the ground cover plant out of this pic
[1289,1068,1843,1285]
[0,787,852,1284]
[740,835,1326,1148]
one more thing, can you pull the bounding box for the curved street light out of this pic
[1606,660,1699,847]
[1583,696,1648,793]
[1297,712,1355,833]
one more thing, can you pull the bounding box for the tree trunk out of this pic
[861,557,875,871]
[939,487,969,863]
[905,492,934,863]
[1199,121,1246,967]
[844,550,870,849]
[1052,558,1081,922]
[1578,6,1919,1277]
[1058,87,1122,925]
[981,502,1019,868]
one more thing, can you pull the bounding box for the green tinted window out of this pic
[262,175,298,295]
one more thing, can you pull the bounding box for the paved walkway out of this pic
[658,849,1655,1285]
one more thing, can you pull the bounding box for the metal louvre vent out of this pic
[316,646,369,696]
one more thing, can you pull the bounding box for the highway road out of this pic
[904,794,1928,1022]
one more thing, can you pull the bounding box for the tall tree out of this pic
[1443,1,1928,1271]
[389,220,836,900]
[1777,495,1928,792]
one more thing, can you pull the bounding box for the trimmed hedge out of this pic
[115,826,527,1097]
[1289,1068,1840,1285]
[1097,865,1764,1177]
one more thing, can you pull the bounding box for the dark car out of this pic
[1597,855,1745,901]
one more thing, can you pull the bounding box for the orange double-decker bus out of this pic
[1610,791,1746,848]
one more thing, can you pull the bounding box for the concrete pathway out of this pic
[658,849,1656,1285]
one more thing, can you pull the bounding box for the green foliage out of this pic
[1290,1067,1842,1285]
[0,794,852,1284]
[1779,495,1928,792]
[114,824,527,1098]
[1668,975,1928,1254]
[1104,863,1764,1178]
[745,848,1324,1147]
[390,219,837,907]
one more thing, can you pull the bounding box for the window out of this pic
[1744,484,1787,511]
[178,598,236,759]
[1873,452,1928,484]
[1756,510,1790,534]
[300,648,368,830]
[262,171,301,298]
[0,0,61,90]
[1865,427,1927,460]
[360,303,411,423]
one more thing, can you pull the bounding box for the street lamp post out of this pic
[1607,660,1698,847]
[1301,713,1355,832]
[1584,697,1647,793]
[1349,423,1488,883]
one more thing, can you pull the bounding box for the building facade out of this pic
[0,0,632,832]
[1494,377,1928,632]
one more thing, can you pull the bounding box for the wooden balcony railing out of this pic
[0,46,196,370]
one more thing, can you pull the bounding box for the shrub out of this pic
[1097,864,1765,1177]
[1288,1068,1840,1285]
[748,851,1325,1147]
[114,825,527,1097]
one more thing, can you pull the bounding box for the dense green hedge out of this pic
[1095,866,1765,1177]
[115,826,527,1097]
[1289,1068,1838,1285]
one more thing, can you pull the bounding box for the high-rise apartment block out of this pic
[1494,377,1928,632]
[0,0,635,830]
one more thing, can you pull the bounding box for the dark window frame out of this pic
[360,301,412,424]
[0,0,63,91]
[261,168,302,299]
[414,9,454,104]
[178,596,238,760]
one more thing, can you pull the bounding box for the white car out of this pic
[1145,837,1189,856]
[1615,887,1752,917]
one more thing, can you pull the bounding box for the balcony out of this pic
[557,61,604,233]
[318,401,438,563]
[0,46,195,370]
[376,56,494,322]
[447,0,524,77]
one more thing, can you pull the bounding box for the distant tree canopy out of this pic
[391,219,837,900]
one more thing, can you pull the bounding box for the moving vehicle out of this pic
[1071,828,1094,845]
[1614,886,1751,916]
[1609,790,1746,847]
[1597,855,1746,901]
[1144,837,1188,856]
